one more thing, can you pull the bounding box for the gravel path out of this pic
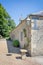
[0,54,40,65]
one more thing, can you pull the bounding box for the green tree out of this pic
[0,4,16,38]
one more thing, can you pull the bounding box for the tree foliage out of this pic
[0,4,16,38]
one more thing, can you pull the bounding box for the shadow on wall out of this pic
[6,40,20,54]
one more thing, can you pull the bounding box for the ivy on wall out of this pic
[23,28,31,49]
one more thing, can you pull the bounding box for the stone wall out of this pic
[31,20,43,56]
[10,20,31,48]
[0,39,8,54]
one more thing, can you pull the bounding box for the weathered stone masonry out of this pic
[31,20,43,56]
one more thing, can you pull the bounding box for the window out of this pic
[13,35,15,39]
[32,20,39,30]
[32,17,39,20]
[12,34,15,39]
[21,32,23,41]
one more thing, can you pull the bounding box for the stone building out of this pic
[10,11,43,56]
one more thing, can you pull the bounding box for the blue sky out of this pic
[0,0,43,25]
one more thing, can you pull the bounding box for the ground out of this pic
[0,54,42,65]
[0,40,43,65]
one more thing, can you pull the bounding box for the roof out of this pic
[29,11,43,17]
[10,11,43,34]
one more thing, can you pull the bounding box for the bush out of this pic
[13,40,20,47]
